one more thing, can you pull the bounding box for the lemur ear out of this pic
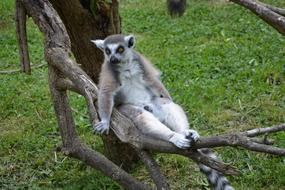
[91,39,105,51]
[124,35,135,48]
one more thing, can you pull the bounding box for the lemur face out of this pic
[91,34,135,65]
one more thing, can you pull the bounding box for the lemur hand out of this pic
[93,120,110,134]
[169,133,192,149]
[185,129,200,142]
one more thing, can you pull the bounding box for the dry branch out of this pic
[242,124,285,137]
[258,1,285,17]
[15,0,31,74]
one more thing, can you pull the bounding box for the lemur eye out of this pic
[105,48,111,55]
[117,46,124,54]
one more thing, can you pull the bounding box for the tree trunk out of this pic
[49,0,138,171]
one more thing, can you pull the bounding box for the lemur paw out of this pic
[185,129,200,142]
[169,133,191,149]
[143,105,153,113]
[93,121,110,134]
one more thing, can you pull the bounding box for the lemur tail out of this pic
[198,149,235,190]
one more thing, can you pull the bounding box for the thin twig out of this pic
[241,124,285,137]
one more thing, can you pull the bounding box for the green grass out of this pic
[1,0,285,189]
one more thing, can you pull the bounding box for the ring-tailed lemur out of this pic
[91,34,234,189]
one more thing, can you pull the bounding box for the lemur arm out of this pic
[97,64,120,124]
[140,54,172,100]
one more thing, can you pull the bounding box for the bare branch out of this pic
[241,124,285,137]
[111,115,285,167]
[68,142,154,190]
[195,135,285,156]
[55,77,99,125]
[55,78,81,94]
[258,1,285,17]
[230,0,285,35]
[184,150,239,176]
[136,150,171,190]
[250,136,274,145]
[15,0,31,74]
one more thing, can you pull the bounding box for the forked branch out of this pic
[21,0,152,189]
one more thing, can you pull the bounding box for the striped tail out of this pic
[198,149,234,190]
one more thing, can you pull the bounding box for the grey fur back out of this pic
[104,34,125,45]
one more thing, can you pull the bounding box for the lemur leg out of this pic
[118,104,192,149]
[156,100,200,142]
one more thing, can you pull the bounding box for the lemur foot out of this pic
[169,133,191,149]
[143,105,153,113]
[93,121,110,134]
[185,129,200,142]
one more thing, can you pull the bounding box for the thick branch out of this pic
[136,150,170,190]
[69,142,153,190]
[55,78,81,94]
[111,114,285,173]
[230,0,285,35]
[55,77,99,126]
[15,0,31,74]
[195,135,285,156]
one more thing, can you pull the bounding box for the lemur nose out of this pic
[110,56,119,64]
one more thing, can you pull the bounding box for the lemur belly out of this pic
[115,62,171,122]
[116,63,153,107]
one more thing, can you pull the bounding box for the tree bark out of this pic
[49,0,120,82]
[15,0,31,74]
[48,0,137,171]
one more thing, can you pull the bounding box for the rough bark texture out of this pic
[49,0,138,171]
[49,0,120,82]
[15,0,31,74]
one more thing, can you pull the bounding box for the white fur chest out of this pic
[116,62,152,106]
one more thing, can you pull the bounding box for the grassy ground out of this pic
[1,0,285,189]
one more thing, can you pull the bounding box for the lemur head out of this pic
[91,34,135,65]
